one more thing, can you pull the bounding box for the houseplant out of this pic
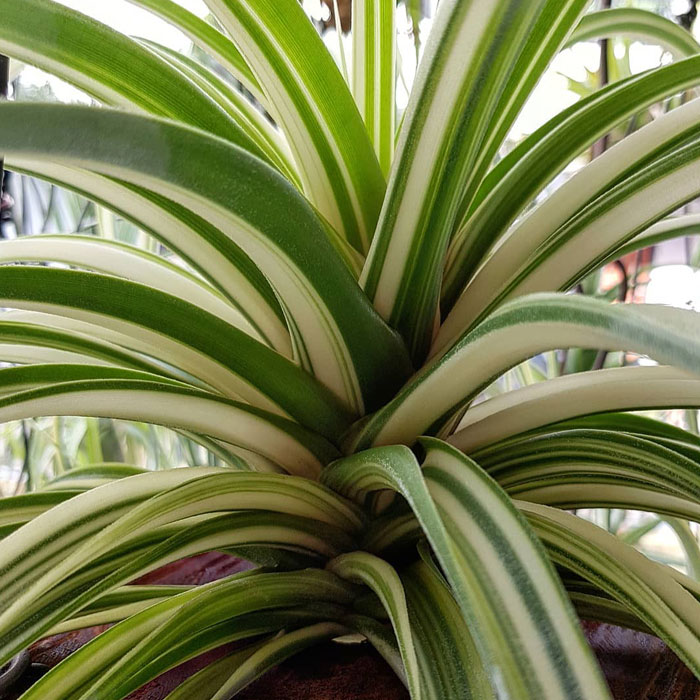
[1,0,700,697]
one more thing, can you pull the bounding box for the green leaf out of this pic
[0,490,81,531]
[353,295,700,451]
[529,412,700,453]
[439,94,700,346]
[0,316,175,376]
[443,55,700,310]
[620,516,663,546]
[0,103,411,415]
[323,440,608,699]
[567,8,700,58]
[422,440,609,699]
[0,0,261,153]
[664,518,700,580]
[402,560,491,700]
[47,584,188,635]
[10,160,291,354]
[140,39,300,186]
[352,0,395,175]
[450,365,700,453]
[0,235,267,345]
[568,591,652,634]
[162,644,265,700]
[472,427,700,523]
[0,380,339,477]
[43,462,149,491]
[21,569,354,700]
[361,0,588,363]
[211,621,350,699]
[522,501,700,677]
[602,213,700,264]
[343,614,407,686]
[451,0,592,229]
[124,0,263,98]
[327,551,421,698]
[477,427,700,499]
[0,355,195,394]
[205,0,385,253]
[0,469,362,664]
[0,265,350,438]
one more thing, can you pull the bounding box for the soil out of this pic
[4,553,699,700]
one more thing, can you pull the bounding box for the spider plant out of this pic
[2,1,700,698]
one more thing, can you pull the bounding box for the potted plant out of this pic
[1,0,700,697]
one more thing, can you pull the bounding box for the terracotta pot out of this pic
[4,553,699,700]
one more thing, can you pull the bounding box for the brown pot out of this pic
[5,554,700,700]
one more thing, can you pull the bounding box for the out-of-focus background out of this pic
[1,0,699,573]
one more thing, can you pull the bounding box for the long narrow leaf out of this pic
[443,56,700,310]
[0,380,339,477]
[141,40,299,186]
[352,0,395,175]
[10,159,291,354]
[0,0,261,153]
[328,551,421,698]
[0,235,265,344]
[0,103,411,414]
[450,365,700,453]
[522,501,700,677]
[125,0,262,97]
[402,560,491,700]
[567,8,700,58]
[323,441,608,699]
[439,95,700,347]
[354,295,700,450]
[361,0,588,362]
[0,266,350,435]
[21,570,354,700]
[210,622,350,700]
[205,0,385,253]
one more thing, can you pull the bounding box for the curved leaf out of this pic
[602,213,700,264]
[0,470,361,664]
[522,501,700,677]
[125,0,263,99]
[402,560,491,700]
[10,159,291,355]
[354,295,700,450]
[44,462,149,491]
[21,569,354,700]
[140,39,299,186]
[450,365,700,453]
[0,380,338,477]
[0,266,350,436]
[568,8,700,58]
[327,551,421,699]
[205,0,385,253]
[323,440,608,699]
[0,103,411,414]
[0,235,265,344]
[0,0,260,152]
[476,428,700,516]
[361,0,588,362]
[439,96,700,348]
[0,317,174,377]
[162,644,265,700]
[210,622,350,700]
[443,56,700,310]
